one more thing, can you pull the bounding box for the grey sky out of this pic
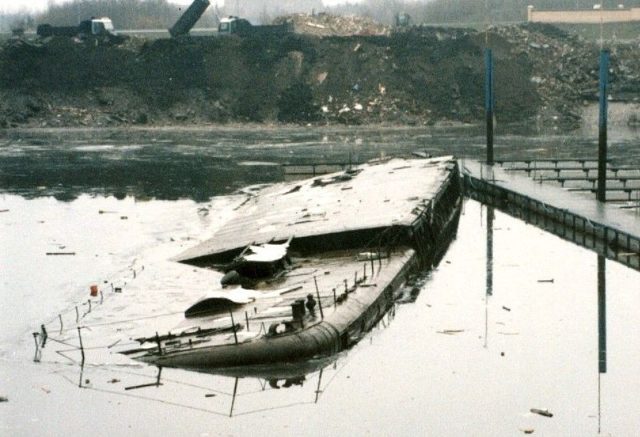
[0,0,350,14]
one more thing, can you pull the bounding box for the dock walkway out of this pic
[461,160,640,270]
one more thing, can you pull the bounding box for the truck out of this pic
[217,16,293,37]
[169,0,210,38]
[36,17,116,38]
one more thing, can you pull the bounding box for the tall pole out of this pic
[597,255,607,374]
[486,206,494,297]
[485,48,494,165]
[597,50,609,203]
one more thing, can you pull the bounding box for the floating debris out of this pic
[530,408,553,418]
[537,279,554,283]
[46,252,76,256]
[437,329,465,335]
[0,396,8,402]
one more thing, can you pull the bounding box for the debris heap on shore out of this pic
[1,19,640,129]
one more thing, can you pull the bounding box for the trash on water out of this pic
[205,393,216,398]
[530,408,553,417]
[521,429,535,434]
[0,396,8,402]
[537,279,554,283]
[107,379,120,384]
[46,252,76,256]
[437,329,465,335]
[502,306,511,311]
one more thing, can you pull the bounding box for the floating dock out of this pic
[462,160,640,270]
[124,156,462,370]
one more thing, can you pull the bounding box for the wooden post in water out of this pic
[597,50,609,203]
[485,48,494,165]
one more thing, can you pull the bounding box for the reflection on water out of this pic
[62,354,342,418]
[2,126,640,434]
[2,196,639,435]
[2,125,640,201]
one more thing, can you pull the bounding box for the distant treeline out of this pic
[4,0,640,33]
[330,0,640,26]
[38,0,219,29]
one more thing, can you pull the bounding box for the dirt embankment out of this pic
[1,22,639,129]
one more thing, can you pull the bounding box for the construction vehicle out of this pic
[394,13,411,28]
[169,0,210,37]
[36,17,116,38]
[217,16,293,37]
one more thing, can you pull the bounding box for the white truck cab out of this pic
[90,18,115,35]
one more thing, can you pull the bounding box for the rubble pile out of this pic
[2,22,640,129]
[490,23,640,126]
[276,13,390,37]
[489,24,598,126]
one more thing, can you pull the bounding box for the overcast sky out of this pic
[0,0,352,14]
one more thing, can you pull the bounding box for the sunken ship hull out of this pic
[125,157,462,370]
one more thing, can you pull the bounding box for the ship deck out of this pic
[175,156,456,263]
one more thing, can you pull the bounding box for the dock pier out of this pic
[462,159,640,271]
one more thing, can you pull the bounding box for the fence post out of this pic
[313,276,324,319]
[77,327,85,365]
[229,310,238,344]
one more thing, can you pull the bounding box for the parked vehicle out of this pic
[217,16,293,37]
[37,17,116,38]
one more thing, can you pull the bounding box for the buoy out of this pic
[90,285,98,297]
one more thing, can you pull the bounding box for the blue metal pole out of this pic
[597,255,607,373]
[597,50,609,203]
[485,48,494,165]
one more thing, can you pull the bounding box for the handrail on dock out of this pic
[462,160,640,272]
[494,158,610,167]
